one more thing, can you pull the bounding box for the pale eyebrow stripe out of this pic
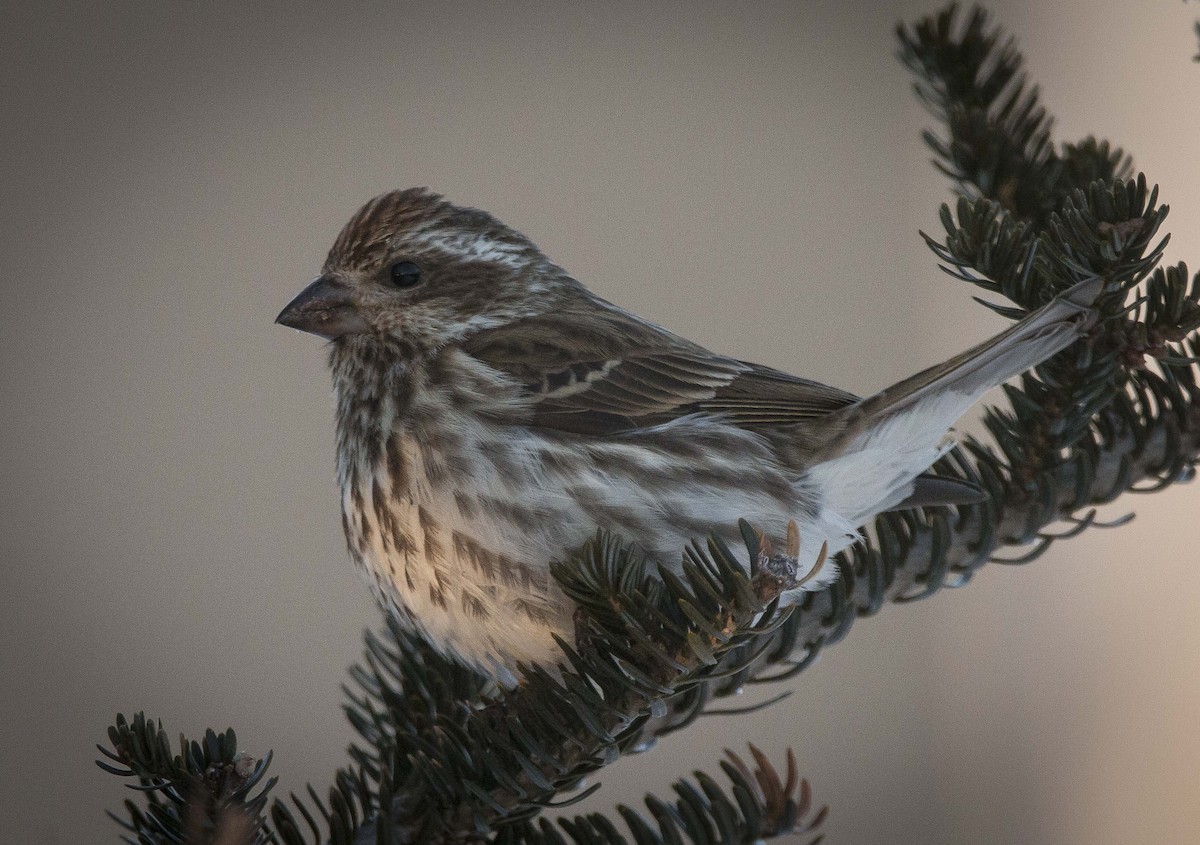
[405,229,531,268]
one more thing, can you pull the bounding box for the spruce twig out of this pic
[102,526,831,845]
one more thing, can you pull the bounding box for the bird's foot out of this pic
[752,520,829,603]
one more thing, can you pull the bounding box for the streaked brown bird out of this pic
[277,188,1099,680]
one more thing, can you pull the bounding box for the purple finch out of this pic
[277,189,1099,679]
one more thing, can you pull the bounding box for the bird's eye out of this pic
[388,261,422,289]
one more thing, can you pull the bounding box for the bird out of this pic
[276,188,1100,681]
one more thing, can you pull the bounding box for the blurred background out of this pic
[2,1,1198,842]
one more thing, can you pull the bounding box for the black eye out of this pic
[388,260,422,288]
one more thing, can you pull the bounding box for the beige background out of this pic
[2,2,1198,842]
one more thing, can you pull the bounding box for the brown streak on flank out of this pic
[359,511,375,547]
[416,426,465,486]
[450,529,546,591]
[461,591,488,619]
[374,479,400,552]
[483,445,523,484]
[682,465,794,504]
[476,495,554,534]
[474,549,496,580]
[536,446,576,476]
[395,517,414,554]
[367,466,413,556]
[502,552,549,592]
[518,566,541,591]
[374,494,413,557]
[673,514,736,547]
[418,505,445,563]
[423,450,449,486]
[453,491,478,519]
[429,565,454,612]
[443,447,476,481]
[386,434,408,502]
[451,530,470,559]
[510,597,554,625]
[566,484,650,541]
[451,530,495,580]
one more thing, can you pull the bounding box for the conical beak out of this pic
[275,275,368,340]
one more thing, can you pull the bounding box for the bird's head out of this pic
[276,188,573,351]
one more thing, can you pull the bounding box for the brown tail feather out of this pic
[824,276,1102,456]
[802,277,1102,525]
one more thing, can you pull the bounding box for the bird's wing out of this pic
[461,307,860,436]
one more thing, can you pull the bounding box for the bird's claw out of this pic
[752,520,828,602]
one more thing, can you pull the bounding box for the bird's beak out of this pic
[275,275,368,340]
